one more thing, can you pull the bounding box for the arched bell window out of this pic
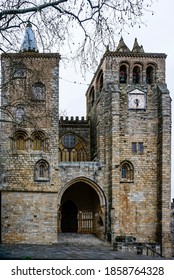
[119,65,128,83]
[146,65,155,84]
[132,66,140,84]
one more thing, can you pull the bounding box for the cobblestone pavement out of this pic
[0,233,164,260]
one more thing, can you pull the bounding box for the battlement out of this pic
[59,116,88,123]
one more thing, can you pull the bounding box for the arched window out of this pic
[33,136,41,150]
[119,65,127,83]
[133,66,140,84]
[77,148,86,161]
[15,106,25,122]
[146,66,155,84]
[89,86,95,107]
[62,148,69,161]
[16,136,25,150]
[70,148,77,161]
[121,161,134,181]
[13,62,26,78]
[34,160,49,181]
[96,70,103,91]
[31,130,46,151]
[13,130,28,150]
[32,82,45,100]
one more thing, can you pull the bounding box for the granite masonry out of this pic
[0,25,172,258]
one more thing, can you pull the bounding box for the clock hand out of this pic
[134,98,139,107]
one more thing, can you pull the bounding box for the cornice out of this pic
[1,52,61,60]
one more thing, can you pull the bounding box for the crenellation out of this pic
[59,115,88,122]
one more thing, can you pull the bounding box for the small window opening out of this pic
[132,143,137,154]
[119,65,127,83]
[138,142,143,154]
[146,66,154,84]
[133,66,140,84]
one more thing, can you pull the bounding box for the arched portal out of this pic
[58,177,106,239]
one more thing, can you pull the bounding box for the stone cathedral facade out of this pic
[0,24,172,257]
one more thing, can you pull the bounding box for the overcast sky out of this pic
[59,0,174,199]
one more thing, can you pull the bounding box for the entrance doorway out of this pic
[58,178,106,239]
[61,200,78,232]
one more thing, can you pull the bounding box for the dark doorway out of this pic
[61,200,78,232]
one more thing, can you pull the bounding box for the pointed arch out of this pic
[34,159,50,181]
[120,160,134,182]
[58,176,106,207]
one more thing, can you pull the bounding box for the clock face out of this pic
[128,93,146,110]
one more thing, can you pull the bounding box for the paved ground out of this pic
[0,233,165,260]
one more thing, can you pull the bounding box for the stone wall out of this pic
[0,53,60,243]
[86,50,172,257]
[1,191,57,244]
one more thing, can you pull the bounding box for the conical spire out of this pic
[132,38,144,53]
[116,37,130,52]
[20,22,38,52]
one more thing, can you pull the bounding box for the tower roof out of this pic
[132,38,144,53]
[20,22,38,53]
[116,37,130,52]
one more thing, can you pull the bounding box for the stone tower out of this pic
[85,37,172,258]
[0,29,172,258]
[0,23,60,243]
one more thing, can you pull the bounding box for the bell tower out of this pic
[86,38,172,258]
[0,23,60,244]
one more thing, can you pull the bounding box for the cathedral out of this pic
[0,23,172,258]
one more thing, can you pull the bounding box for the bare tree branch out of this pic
[0,0,68,18]
[0,1,154,55]
[0,0,155,124]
